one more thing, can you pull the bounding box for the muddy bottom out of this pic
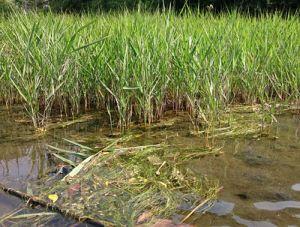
[0,106,299,226]
[190,115,300,226]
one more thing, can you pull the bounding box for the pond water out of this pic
[190,114,300,226]
[0,106,299,226]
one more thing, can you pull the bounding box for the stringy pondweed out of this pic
[40,137,221,226]
[0,11,299,130]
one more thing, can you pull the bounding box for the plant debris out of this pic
[40,138,221,226]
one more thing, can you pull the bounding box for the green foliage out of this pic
[46,0,299,12]
[43,138,220,226]
[0,12,299,129]
[0,0,15,13]
[1,0,299,13]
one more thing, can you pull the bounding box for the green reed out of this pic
[0,10,299,129]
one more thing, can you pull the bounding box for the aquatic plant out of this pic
[43,137,221,226]
[0,11,299,129]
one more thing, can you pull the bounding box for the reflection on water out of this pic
[192,114,300,226]
[0,107,102,225]
[232,215,277,227]
[254,201,300,211]
[292,183,300,192]
[0,193,22,216]
[0,106,300,226]
[0,143,49,189]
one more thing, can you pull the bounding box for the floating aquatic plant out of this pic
[42,136,221,226]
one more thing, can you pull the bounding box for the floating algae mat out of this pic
[39,137,221,226]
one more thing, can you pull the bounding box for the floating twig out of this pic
[0,183,106,226]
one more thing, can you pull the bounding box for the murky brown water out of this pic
[0,106,299,226]
[191,115,300,226]
[0,107,102,226]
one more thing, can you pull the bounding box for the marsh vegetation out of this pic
[0,11,299,130]
[0,6,299,227]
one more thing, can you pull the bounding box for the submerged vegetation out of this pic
[0,11,299,130]
[36,107,281,225]
[42,136,221,226]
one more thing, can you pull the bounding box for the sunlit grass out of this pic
[0,10,299,129]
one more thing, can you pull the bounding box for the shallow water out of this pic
[191,114,300,226]
[0,107,103,226]
[292,184,300,192]
[0,106,299,226]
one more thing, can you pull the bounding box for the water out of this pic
[292,184,300,192]
[191,114,300,226]
[0,107,103,226]
[0,106,299,226]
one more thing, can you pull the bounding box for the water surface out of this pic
[0,106,299,226]
[191,114,300,226]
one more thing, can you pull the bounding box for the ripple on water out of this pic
[254,201,300,211]
[291,183,300,192]
[233,215,277,227]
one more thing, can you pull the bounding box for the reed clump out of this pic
[0,11,299,129]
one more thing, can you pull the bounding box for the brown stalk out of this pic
[0,183,106,226]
